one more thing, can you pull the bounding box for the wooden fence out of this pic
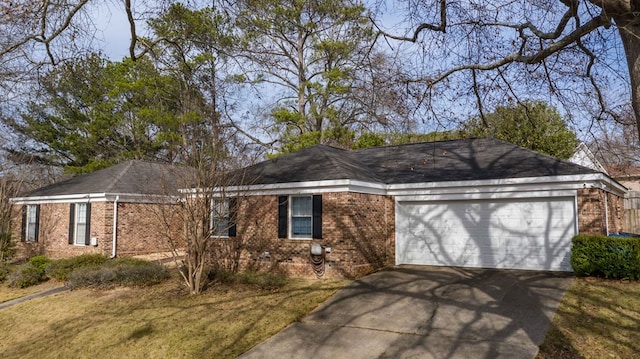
[625,191,640,234]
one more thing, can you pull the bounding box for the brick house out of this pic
[11,160,185,259]
[208,138,626,278]
[12,139,627,278]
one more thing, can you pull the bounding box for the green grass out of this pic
[537,277,640,359]
[0,272,348,359]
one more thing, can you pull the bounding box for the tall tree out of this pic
[236,0,411,153]
[5,54,184,174]
[146,3,242,166]
[462,101,580,159]
[372,1,640,143]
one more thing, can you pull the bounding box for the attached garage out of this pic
[395,195,577,271]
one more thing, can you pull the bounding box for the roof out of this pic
[25,160,187,197]
[237,138,600,185]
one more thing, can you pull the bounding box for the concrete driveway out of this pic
[239,265,573,359]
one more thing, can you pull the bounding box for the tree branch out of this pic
[409,12,609,86]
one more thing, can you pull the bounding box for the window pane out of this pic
[27,224,37,241]
[75,224,87,245]
[291,196,311,216]
[292,217,312,236]
[212,218,228,237]
[76,203,87,224]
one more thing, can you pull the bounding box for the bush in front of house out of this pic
[45,254,109,281]
[67,257,170,289]
[28,255,52,272]
[208,268,288,290]
[571,234,640,280]
[6,255,53,288]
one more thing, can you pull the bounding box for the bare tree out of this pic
[371,1,640,141]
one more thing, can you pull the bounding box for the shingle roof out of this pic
[26,160,187,197]
[238,138,599,185]
[236,145,385,185]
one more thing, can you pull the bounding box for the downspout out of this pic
[111,196,119,258]
[604,191,609,236]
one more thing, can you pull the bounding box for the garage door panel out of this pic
[396,197,576,271]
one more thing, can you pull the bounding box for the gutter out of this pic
[111,195,119,258]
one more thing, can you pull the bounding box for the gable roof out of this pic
[25,160,186,198]
[238,138,600,186]
[568,142,609,174]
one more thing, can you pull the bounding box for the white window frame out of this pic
[289,195,313,239]
[210,199,230,238]
[25,205,38,242]
[74,203,88,246]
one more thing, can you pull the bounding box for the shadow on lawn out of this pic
[0,277,346,359]
[537,278,640,359]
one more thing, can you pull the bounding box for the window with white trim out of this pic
[277,195,322,240]
[290,196,312,238]
[74,203,88,245]
[69,203,91,246]
[25,205,39,242]
[211,199,229,237]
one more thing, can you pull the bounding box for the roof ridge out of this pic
[104,160,135,193]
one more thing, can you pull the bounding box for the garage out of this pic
[395,196,577,271]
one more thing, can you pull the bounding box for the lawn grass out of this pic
[537,277,640,358]
[0,274,349,359]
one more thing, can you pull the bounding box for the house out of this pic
[11,139,627,279]
[10,160,185,259]
[211,138,626,278]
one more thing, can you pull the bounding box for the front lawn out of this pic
[0,274,348,358]
[537,277,640,358]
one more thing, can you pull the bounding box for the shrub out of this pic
[29,255,52,272]
[46,254,109,281]
[208,268,288,290]
[571,234,640,280]
[7,263,47,288]
[67,258,170,289]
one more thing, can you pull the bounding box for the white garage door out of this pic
[396,197,576,271]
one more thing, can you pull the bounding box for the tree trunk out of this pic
[610,1,640,140]
[618,22,640,140]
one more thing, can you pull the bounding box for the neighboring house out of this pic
[212,138,626,278]
[568,142,609,174]
[11,160,185,259]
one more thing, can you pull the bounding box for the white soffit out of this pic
[209,173,626,197]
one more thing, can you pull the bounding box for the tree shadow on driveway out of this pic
[240,265,573,359]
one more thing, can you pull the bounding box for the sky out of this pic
[92,3,138,60]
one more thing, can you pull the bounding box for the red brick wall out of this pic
[227,192,395,279]
[577,188,625,235]
[11,201,182,259]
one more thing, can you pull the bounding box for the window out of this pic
[291,196,312,237]
[22,204,40,242]
[278,195,322,240]
[210,198,237,237]
[69,203,91,246]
